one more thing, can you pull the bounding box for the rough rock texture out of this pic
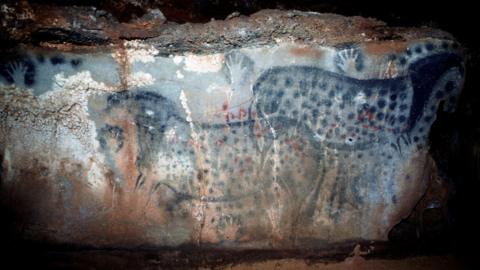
[0,8,465,250]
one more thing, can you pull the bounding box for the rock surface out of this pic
[0,9,465,249]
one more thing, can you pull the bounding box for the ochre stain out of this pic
[362,41,408,56]
[289,47,325,59]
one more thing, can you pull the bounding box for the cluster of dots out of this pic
[253,66,414,149]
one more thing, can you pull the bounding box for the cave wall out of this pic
[0,8,466,250]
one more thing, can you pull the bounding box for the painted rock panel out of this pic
[0,12,465,249]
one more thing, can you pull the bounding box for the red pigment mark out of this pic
[356,111,402,133]
[239,108,247,120]
[206,98,254,115]
[187,138,202,149]
[357,111,375,122]
[222,101,231,122]
[254,122,263,138]
[207,98,255,122]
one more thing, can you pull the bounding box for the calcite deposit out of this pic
[0,9,465,249]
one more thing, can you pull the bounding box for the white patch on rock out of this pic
[354,91,367,105]
[205,83,232,94]
[50,71,112,94]
[176,70,184,79]
[180,90,200,144]
[127,71,155,87]
[165,128,176,141]
[124,40,159,64]
[145,109,154,116]
[172,55,183,65]
[183,53,223,73]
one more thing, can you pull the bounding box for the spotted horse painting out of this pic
[0,36,465,249]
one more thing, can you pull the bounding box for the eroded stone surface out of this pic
[0,10,465,249]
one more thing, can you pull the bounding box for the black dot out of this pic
[318,82,327,90]
[389,102,397,110]
[277,90,285,98]
[269,78,278,86]
[379,89,388,96]
[415,46,423,54]
[265,100,280,113]
[347,113,355,120]
[376,112,385,120]
[36,55,45,63]
[70,58,82,67]
[342,92,352,102]
[435,91,445,99]
[390,94,397,101]
[50,55,65,65]
[377,99,386,108]
[445,81,455,93]
[399,104,408,111]
[426,43,435,51]
[299,80,308,90]
[398,115,406,122]
[285,77,293,87]
[364,89,372,97]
